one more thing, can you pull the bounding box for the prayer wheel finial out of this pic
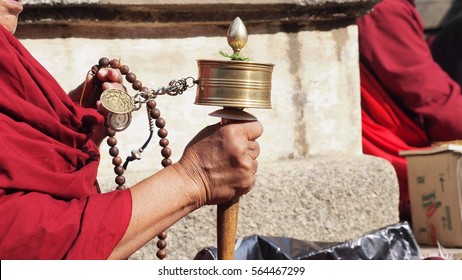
[227,17,248,54]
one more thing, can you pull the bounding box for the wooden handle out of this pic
[215,110,253,260]
[217,197,240,260]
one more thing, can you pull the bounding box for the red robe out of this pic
[0,26,132,259]
[358,0,462,222]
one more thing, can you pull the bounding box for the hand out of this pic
[173,120,263,208]
[108,120,263,259]
[68,67,125,146]
[68,67,125,110]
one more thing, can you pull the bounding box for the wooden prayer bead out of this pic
[157,240,167,250]
[91,65,99,75]
[120,65,129,75]
[150,108,160,119]
[112,156,123,166]
[147,100,156,109]
[155,118,166,128]
[109,146,119,157]
[161,147,171,158]
[162,158,172,167]
[132,80,142,91]
[107,137,117,147]
[98,57,110,67]
[158,232,167,239]
[156,249,167,260]
[115,175,126,185]
[158,128,168,138]
[114,165,125,176]
[109,59,120,69]
[106,127,116,137]
[126,72,136,83]
[159,138,169,147]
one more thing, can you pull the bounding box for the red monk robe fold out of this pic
[0,26,132,259]
[361,62,431,222]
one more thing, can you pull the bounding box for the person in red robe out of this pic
[0,0,263,259]
[357,0,462,223]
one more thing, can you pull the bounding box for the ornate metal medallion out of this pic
[100,88,135,114]
[107,112,132,131]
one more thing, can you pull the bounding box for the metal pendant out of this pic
[100,88,135,114]
[107,112,132,131]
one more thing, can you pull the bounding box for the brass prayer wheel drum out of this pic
[195,59,274,109]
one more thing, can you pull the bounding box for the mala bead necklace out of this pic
[89,57,194,260]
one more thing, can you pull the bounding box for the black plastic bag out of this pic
[194,222,421,260]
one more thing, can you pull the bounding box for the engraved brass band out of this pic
[195,59,274,109]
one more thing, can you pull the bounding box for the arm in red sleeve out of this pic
[0,26,133,260]
[358,0,462,141]
[0,189,132,260]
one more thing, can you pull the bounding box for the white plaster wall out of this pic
[20,24,360,184]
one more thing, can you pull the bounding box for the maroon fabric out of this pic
[358,0,462,222]
[361,62,431,222]
[0,26,132,259]
[358,0,462,142]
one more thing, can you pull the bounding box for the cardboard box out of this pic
[400,145,462,247]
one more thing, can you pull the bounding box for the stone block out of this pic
[98,154,399,259]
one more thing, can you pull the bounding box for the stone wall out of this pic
[18,0,379,166]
